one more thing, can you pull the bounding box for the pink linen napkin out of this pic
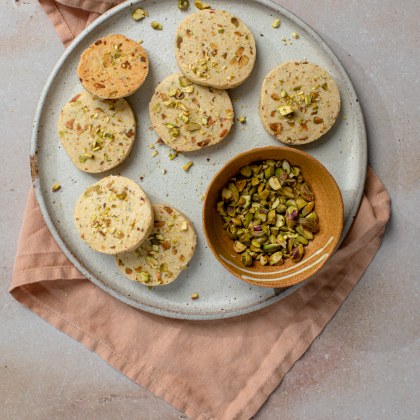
[11,2,391,418]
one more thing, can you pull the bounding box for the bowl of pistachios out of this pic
[202,146,344,288]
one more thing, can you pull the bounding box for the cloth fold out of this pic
[11,1,391,418]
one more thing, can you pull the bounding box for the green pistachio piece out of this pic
[291,243,304,262]
[269,252,283,265]
[235,179,247,192]
[268,176,281,190]
[301,183,314,201]
[296,197,308,210]
[179,76,193,87]
[278,106,294,116]
[238,194,251,208]
[221,188,232,201]
[262,243,282,254]
[233,241,247,253]
[228,183,239,204]
[264,166,275,179]
[301,201,315,216]
[260,255,269,265]
[178,0,189,10]
[266,209,276,224]
[276,204,287,214]
[240,166,252,177]
[241,252,253,267]
[186,122,201,131]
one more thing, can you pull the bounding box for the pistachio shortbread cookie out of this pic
[149,73,234,152]
[58,91,136,173]
[115,204,197,286]
[78,34,149,99]
[74,176,154,255]
[260,61,341,145]
[175,9,256,89]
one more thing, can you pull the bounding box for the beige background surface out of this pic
[1,0,419,418]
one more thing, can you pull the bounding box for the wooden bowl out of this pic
[202,146,344,288]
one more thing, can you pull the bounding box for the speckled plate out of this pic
[30,0,366,320]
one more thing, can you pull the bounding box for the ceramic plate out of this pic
[31,0,366,320]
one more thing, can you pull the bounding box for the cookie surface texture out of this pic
[58,91,136,173]
[115,204,197,286]
[175,9,256,89]
[260,61,341,145]
[74,176,154,255]
[78,34,149,99]
[149,73,234,152]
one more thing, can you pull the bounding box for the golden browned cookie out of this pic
[57,91,136,173]
[115,204,197,286]
[175,9,256,89]
[77,34,149,99]
[149,73,234,152]
[74,176,154,255]
[260,61,341,145]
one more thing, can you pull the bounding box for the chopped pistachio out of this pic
[140,272,150,283]
[151,150,158,158]
[151,21,163,30]
[182,161,194,171]
[162,169,167,175]
[178,0,189,10]
[280,90,287,98]
[218,28,225,34]
[51,183,61,192]
[194,0,210,10]
[116,191,127,200]
[292,32,299,39]
[179,76,193,87]
[168,152,179,160]
[191,292,199,300]
[272,18,281,28]
[278,105,294,116]
[217,159,318,267]
[238,115,247,123]
[186,122,201,131]
[131,8,148,21]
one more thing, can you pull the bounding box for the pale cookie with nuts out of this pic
[74,176,154,255]
[260,61,340,145]
[58,91,136,173]
[149,73,234,152]
[115,204,197,286]
[78,34,149,99]
[175,9,256,89]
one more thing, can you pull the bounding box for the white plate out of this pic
[31,0,366,319]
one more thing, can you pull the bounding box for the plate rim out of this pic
[30,0,367,320]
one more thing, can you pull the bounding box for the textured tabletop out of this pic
[1,0,418,419]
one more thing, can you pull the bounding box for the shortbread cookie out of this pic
[115,204,197,286]
[58,91,136,173]
[175,9,256,89]
[78,34,149,98]
[260,61,341,145]
[74,176,154,255]
[149,73,234,152]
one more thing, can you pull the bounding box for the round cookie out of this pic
[175,9,256,89]
[74,176,154,255]
[115,204,197,286]
[260,61,341,145]
[58,91,136,173]
[78,34,149,99]
[149,73,234,152]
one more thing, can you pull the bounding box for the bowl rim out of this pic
[202,145,344,288]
